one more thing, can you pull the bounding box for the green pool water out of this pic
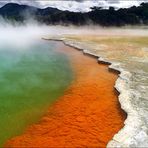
[0,40,73,146]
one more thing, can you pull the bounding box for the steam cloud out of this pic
[0,14,148,50]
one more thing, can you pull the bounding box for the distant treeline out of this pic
[0,2,148,26]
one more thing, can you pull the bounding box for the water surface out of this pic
[5,42,126,148]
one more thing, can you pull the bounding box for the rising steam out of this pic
[0,15,148,49]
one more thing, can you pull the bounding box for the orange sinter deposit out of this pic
[5,41,126,147]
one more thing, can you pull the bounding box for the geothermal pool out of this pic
[5,41,125,147]
[1,26,148,147]
[0,40,73,146]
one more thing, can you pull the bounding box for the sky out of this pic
[0,0,148,12]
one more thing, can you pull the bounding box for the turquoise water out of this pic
[0,40,73,146]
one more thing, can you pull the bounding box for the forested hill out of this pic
[0,2,148,26]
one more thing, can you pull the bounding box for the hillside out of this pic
[0,2,148,26]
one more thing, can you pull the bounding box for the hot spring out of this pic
[0,21,127,147]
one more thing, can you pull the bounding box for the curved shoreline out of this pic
[43,37,148,147]
[5,39,125,147]
[59,40,133,147]
[62,40,130,147]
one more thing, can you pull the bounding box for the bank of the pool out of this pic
[5,40,126,147]
[48,38,132,147]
